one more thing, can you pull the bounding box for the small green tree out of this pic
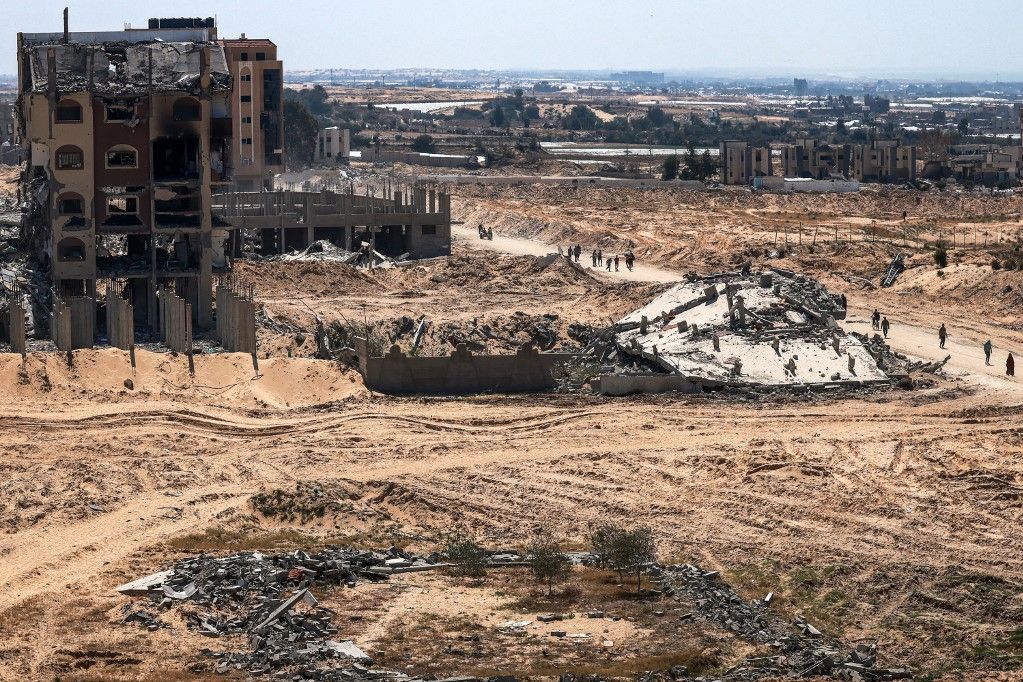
[662,154,679,181]
[588,523,626,582]
[617,526,656,592]
[411,134,436,153]
[446,532,487,584]
[589,523,656,591]
[528,528,570,595]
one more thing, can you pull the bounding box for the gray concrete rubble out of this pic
[585,267,900,392]
[118,546,533,679]
[655,563,912,681]
[119,546,910,681]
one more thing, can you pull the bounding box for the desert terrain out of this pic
[1,183,1023,681]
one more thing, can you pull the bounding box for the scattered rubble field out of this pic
[2,184,1023,680]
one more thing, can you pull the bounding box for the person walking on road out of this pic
[939,324,948,349]
[597,249,603,266]
[606,257,612,272]
[614,255,620,272]
[872,309,880,330]
[591,250,597,268]
[984,339,993,365]
[881,317,890,338]
[1008,352,1015,377]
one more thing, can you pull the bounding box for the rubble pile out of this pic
[574,267,902,391]
[272,239,401,268]
[118,546,529,679]
[658,564,911,681]
[118,546,443,678]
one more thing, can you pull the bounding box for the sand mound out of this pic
[0,349,365,409]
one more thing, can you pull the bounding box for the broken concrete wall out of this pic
[355,339,573,395]
[159,287,192,353]
[5,300,27,355]
[105,288,133,351]
[215,283,256,354]
[52,295,95,351]
[592,374,704,396]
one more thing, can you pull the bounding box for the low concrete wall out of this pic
[591,374,704,396]
[355,339,573,395]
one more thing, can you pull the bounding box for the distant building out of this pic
[315,126,350,163]
[781,138,850,179]
[719,140,772,185]
[221,37,284,191]
[610,71,665,86]
[950,147,1023,186]
[849,140,916,183]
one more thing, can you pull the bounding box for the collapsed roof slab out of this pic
[612,270,890,388]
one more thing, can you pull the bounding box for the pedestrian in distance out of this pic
[984,339,993,366]
[1008,352,1015,377]
[881,316,890,338]
[939,323,947,349]
[597,249,603,266]
[841,293,847,310]
[606,257,612,271]
[591,250,597,268]
[614,255,620,272]
[872,309,880,330]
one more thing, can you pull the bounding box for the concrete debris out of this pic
[273,239,400,268]
[119,546,445,678]
[657,563,912,681]
[881,254,906,288]
[573,268,911,393]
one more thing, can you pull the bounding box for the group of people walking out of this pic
[561,245,636,273]
[875,309,1014,377]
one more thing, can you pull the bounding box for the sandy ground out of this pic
[2,186,1023,680]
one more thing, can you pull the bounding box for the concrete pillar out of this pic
[196,46,214,329]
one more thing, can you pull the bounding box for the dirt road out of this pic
[453,224,683,283]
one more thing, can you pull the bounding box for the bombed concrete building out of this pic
[15,17,247,329]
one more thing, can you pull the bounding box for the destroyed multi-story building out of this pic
[16,17,242,327]
[719,140,772,185]
[14,15,451,340]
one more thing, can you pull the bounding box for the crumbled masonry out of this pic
[119,548,910,681]
[575,267,910,392]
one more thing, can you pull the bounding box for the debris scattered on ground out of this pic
[659,563,912,681]
[567,267,912,392]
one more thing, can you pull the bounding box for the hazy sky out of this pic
[6,0,1023,80]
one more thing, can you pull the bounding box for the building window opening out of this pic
[240,95,252,103]
[106,146,138,169]
[56,146,84,170]
[173,97,201,121]
[55,100,82,123]
[105,100,135,121]
[255,52,266,60]
[58,194,84,214]
[57,237,86,262]
[240,52,248,60]
[107,196,139,215]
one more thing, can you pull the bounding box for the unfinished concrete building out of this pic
[719,140,772,185]
[217,184,452,259]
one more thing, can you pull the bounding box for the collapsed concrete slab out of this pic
[606,268,890,390]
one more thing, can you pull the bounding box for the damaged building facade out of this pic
[15,17,283,330]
